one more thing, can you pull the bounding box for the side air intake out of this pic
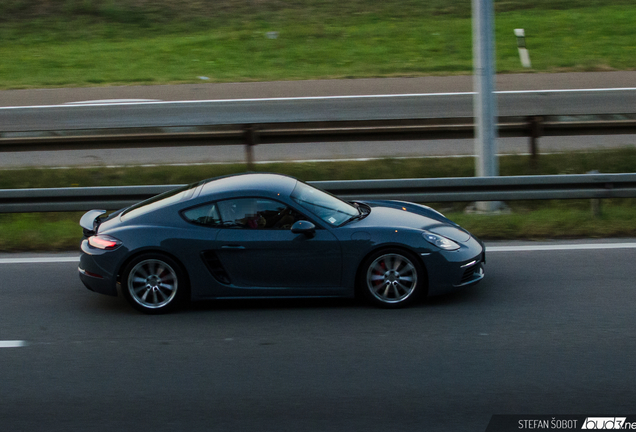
[201,251,232,285]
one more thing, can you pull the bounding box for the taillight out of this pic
[88,235,121,250]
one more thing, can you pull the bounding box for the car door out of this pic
[214,197,342,290]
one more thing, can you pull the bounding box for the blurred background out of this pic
[2,0,636,248]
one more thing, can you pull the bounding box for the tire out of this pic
[121,253,186,314]
[360,249,424,308]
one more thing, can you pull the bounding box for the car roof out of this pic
[200,173,298,197]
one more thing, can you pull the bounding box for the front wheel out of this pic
[361,249,424,308]
[121,254,186,314]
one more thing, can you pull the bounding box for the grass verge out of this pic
[447,202,636,240]
[3,148,636,189]
[3,203,636,252]
[1,148,636,251]
[1,0,635,89]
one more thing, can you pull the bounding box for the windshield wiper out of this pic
[339,206,364,226]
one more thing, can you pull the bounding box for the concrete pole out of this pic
[472,0,500,212]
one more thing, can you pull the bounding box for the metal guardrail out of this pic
[320,173,636,202]
[2,173,635,213]
[0,185,177,213]
[2,114,636,166]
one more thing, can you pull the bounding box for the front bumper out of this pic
[424,238,485,296]
[453,255,485,287]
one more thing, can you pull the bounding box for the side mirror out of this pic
[291,220,316,237]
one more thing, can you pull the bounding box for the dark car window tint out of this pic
[121,181,203,221]
[182,203,221,227]
[217,198,301,229]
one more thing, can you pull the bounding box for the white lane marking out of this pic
[1,87,635,110]
[0,340,27,348]
[0,151,588,171]
[0,257,79,264]
[0,153,483,171]
[498,87,636,94]
[64,99,161,105]
[488,243,636,252]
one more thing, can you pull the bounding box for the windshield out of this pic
[291,181,358,226]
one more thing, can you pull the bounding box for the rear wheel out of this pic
[121,254,186,314]
[361,249,423,308]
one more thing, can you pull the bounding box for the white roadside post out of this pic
[514,28,532,68]
[472,0,500,212]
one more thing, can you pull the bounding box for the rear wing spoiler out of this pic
[79,209,107,236]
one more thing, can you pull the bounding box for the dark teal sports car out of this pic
[79,173,485,313]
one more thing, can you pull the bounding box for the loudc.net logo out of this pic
[582,418,628,429]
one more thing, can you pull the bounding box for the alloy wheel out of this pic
[127,259,179,310]
[366,253,418,305]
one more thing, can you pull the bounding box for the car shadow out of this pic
[422,281,492,309]
[79,282,491,315]
[183,283,490,313]
[79,293,134,315]
[184,296,359,313]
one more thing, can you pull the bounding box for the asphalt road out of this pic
[3,134,635,168]
[3,71,636,107]
[1,72,635,168]
[1,240,635,431]
[0,72,634,168]
[2,82,636,132]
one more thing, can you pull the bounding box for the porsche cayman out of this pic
[79,173,485,313]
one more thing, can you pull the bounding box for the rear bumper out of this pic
[78,239,120,296]
[78,265,117,296]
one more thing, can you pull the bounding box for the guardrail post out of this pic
[529,116,543,165]
[244,125,258,170]
[588,170,603,218]
[591,198,602,218]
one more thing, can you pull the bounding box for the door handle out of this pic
[221,245,245,249]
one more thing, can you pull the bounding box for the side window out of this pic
[182,203,221,227]
[217,198,302,229]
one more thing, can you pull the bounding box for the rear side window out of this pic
[121,182,202,221]
[182,203,221,227]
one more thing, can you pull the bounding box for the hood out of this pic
[351,204,471,242]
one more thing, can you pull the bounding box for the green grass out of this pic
[0,200,636,252]
[448,202,636,240]
[0,1,635,88]
[2,148,636,251]
[3,201,635,252]
[1,1,635,248]
[0,213,84,252]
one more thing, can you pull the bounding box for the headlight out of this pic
[422,231,460,251]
